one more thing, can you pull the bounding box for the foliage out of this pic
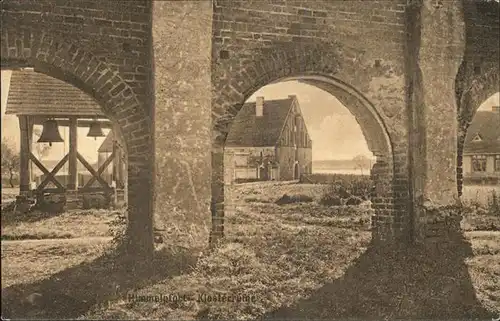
[275,193,314,205]
[346,196,364,206]
[319,175,373,206]
[487,190,500,216]
[82,193,111,210]
[319,193,343,206]
[462,187,500,217]
[108,208,128,252]
[1,141,20,188]
[235,178,261,184]
[352,155,372,175]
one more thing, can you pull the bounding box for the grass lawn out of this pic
[1,208,117,240]
[1,182,499,320]
[1,237,110,288]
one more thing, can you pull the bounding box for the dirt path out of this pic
[1,236,112,245]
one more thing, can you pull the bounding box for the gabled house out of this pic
[224,95,312,183]
[462,106,500,183]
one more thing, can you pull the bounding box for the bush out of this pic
[235,178,261,184]
[487,190,500,216]
[318,175,373,207]
[319,194,342,206]
[108,208,128,252]
[82,193,111,210]
[275,194,313,205]
[346,196,363,206]
[35,194,66,213]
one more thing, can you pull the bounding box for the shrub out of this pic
[108,208,128,252]
[35,193,66,213]
[487,190,500,216]
[318,175,373,207]
[346,196,363,206]
[319,194,342,206]
[82,193,111,210]
[235,178,261,184]
[275,194,313,205]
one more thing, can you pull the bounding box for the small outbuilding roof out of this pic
[5,69,105,117]
[463,109,500,154]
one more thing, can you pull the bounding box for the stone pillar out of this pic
[152,1,212,250]
[407,0,466,243]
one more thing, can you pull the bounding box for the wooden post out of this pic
[68,117,78,190]
[112,139,118,185]
[118,149,124,188]
[18,116,33,194]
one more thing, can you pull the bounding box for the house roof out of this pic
[225,97,295,147]
[5,69,105,117]
[98,130,114,153]
[463,110,500,154]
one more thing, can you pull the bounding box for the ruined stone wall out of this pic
[211,0,411,243]
[152,1,212,249]
[1,0,156,256]
[456,0,500,196]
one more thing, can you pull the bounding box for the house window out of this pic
[471,155,487,172]
[495,155,500,172]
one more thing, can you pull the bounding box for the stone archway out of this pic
[456,67,500,196]
[211,44,396,245]
[1,27,155,257]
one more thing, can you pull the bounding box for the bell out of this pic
[87,120,105,140]
[37,119,64,147]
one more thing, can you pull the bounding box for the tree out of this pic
[1,141,20,188]
[353,155,371,176]
[32,128,51,162]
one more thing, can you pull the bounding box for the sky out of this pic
[2,70,499,163]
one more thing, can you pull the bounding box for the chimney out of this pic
[256,96,264,117]
[492,106,500,113]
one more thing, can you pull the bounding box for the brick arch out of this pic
[292,76,393,159]
[1,27,154,256]
[211,44,395,244]
[456,66,500,196]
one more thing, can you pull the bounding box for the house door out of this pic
[259,164,269,181]
[293,163,299,180]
